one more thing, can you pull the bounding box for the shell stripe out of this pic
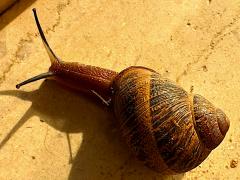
[113,68,171,173]
[149,74,207,173]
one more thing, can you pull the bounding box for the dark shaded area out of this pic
[0,0,36,30]
[0,80,184,179]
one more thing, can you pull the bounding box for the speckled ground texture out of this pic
[0,0,239,179]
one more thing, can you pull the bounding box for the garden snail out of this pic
[16,9,230,174]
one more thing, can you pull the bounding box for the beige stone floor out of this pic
[0,0,239,179]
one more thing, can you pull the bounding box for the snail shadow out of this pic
[0,80,184,180]
[0,0,36,30]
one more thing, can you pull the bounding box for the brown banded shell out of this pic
[112,66,229,174]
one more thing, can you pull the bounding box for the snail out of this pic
[16,9,230,174]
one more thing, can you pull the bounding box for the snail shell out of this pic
[112,66,229,174]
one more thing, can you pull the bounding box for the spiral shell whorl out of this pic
[193,95,230,150]
[112,67,213,174]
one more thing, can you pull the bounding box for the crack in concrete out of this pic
[176,13,240,83]
[46,0,71,34]
[15,33,33,61]
[0,0,71,87]
[0,33,33,86]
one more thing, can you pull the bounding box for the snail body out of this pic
[16,9,230,174]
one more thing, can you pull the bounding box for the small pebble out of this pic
[230,159,238,168]
[202,65,208,72]
[190,85,194,93]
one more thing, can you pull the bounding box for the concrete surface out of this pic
[0,0,239,179]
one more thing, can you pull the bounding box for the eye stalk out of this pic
[16,8,60,89]
[16,72,55,89]
[32,8,60,63]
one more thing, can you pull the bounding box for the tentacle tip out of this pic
[16,84,20,89]
[32,8,36,13]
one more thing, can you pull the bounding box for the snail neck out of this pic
[16,9,117,104]
[49,61,118,100]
